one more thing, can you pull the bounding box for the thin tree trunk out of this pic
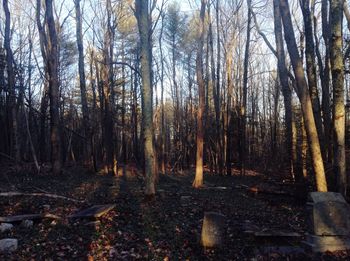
[74,0,92,168]
[240,0,252,176]
[3,0,20,163]
[321,0,332,162]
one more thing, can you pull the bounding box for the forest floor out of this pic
[0,164,349,260]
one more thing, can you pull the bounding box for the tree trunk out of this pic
[193,0,206,188]
[300,0,325,158]
[330,0,346,195]
[45,0,62,175]
[240,0,252,176]
[273,0,294,179]
[74,0,92,168]
[135,0,156,197]
[321,0,332,162]
[279,0,327,191]
[3,0,20,163]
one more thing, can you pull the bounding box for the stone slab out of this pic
[303,235,350,253]
[307,192,350,236]
[309,192,346,204]
[69,204,116,219]
[0,223,13,233]
[0,239,18,252]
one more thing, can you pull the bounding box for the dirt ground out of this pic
[0,164,349,260]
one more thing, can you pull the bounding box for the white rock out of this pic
[21,220,34,228]
[0,223,13,233]
[0,238,18,252]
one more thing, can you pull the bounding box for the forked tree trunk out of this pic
[300,0,325,158]
[272,0,294,179]
[279,0,327,191]
[45,0,62,175]
[193,0,206,188]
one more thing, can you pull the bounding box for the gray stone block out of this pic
[304,235,350,252]
[307,192,350,236]
[0,238,18,252]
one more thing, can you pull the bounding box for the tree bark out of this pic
[240,0,252,176]
[135,0,156,197]
[330,0,346,195]
[300,0,325,158]
[3,0,20,163]
[273,0,294,179]
[193,0,206,188]
[74,0,92,168]
[45,0,62,175]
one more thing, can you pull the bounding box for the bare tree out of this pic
[279,0,327,191]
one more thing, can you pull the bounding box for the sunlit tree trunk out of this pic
[193,0,206,188]
[300,0,325,158]
[279,0,327,191]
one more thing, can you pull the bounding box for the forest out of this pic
[1,0,350,259]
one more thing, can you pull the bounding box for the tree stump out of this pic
[201,212,226,248]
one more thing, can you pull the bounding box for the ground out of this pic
[0,164,349,260]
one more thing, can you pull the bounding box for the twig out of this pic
[0,152,15,161]
[0,191,84,203]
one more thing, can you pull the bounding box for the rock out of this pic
[201,212,226,248]
[307,192,350,236]
[303,235,350,252]
[0,238,18,252]
[21,220,34,228]
[0,223,13,233]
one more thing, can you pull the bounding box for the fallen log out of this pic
[0,213,61,223]
[0,192,84,203]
